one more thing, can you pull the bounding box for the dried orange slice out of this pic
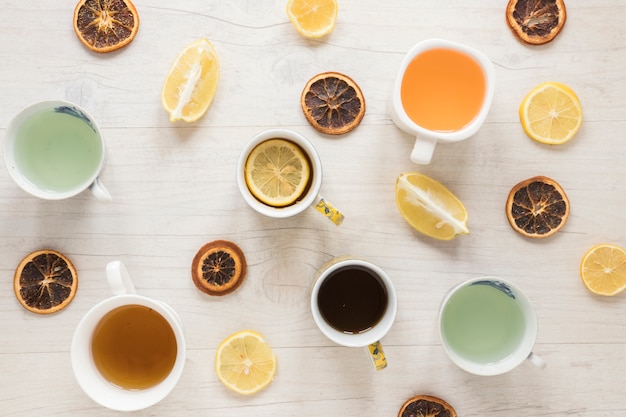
[73,0,140,53]
[398,395,456,417]
[244,139,311,207]
[301,72,365,135]
[215,330,277,395]
[580,244,626,296]
[191,240,247,296]
[506,176,569,238]
[506,0,566,45]
[14,249,78,314]
[286,0,338,39]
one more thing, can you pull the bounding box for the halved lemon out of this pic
[395,172,469,241]
[580,244,626,296]
[519,81,582,145]
[286,0,338,39]
[215,330,277,395]
[244,139,311,207]
[161,38,220,122]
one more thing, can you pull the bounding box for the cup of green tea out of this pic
[438,277,546,376]
[3,100,111,200]
[310,256,398,371]
[391,39,496,164]
[71,261,185,411]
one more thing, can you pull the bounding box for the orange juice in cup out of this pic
[391,39,495,164]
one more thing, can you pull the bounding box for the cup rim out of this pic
[437,276,538,376]
[310,257,398,348]
[391,38,496,142]
[70,294,186,411]
[3,99,106,200]
[236,128,323,218]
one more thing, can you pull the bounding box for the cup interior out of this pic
[236,128,323,218]
[438,277,538,376]
[311,258,397,348]
[4,100,106,200]
[71,295,185,411]
[391,39,495,142]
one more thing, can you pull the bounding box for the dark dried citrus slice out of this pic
[14,249,78,314]
[506,176,570,238]
[398,395,456,417]
[73,0,140,53]
[301,72,365,135]
[191,240,247,296]
[506,0,566,45]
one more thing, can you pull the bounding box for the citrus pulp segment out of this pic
[519,81,582,145]
[215,330,277,395]
[244,139,311,207]
[286,0,338,39]
[580,244,626,296]
[73,0,140,53]
[161,38,220,122]
[395,173,469,241]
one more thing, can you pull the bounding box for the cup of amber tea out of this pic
[390,39,495,164]
[310,256,398,371]
[71,261,185,411]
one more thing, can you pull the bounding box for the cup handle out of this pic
[366,341,388,371]
[106,260,136,296]
[527,352,546,369]
[89,177,112,201]
[314,196,344,226]
[410,136,437,165]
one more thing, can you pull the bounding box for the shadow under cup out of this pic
[71,295,185,411]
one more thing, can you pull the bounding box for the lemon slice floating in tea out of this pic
[161,38,220,122]
[519,82,582,145]
[244,139,311,207]
[73,0,140,53]
[395,172,469,241]
[286,0,338,39]
[215,330,277,395]
[14,249,78,314]
[580,244,626,296]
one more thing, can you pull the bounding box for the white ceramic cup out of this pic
[3,100,111,200]
[71,261,185,411]
[438,276,545,376]
[310,256,398,370]
[390,39,496,164]
[236,128,343,225]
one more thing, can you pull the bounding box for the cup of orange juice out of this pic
[391,39,495,164]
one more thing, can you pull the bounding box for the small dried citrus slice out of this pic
[73,0,140,53]
[286,0,338,39]
[14,249,78,314]
[244,138,311,207]
[191,240,247,296]
[215,330,277,395]
[520,81,582,145]
[395,172,469,241]
[301,72,365,135]
[506,176,569,238]
[398,395,456,417]
[506,0,566,45]
[580,244,626,296]
[161,38,220,122]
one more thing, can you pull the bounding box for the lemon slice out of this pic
[395,172,469,241]
[215,330,277,395]
[286,0,338,39]
[580,244,626,296]
[519,81,582,145]
[161,38,220,122]
[244,139,311,207]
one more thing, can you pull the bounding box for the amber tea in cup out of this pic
[91,304,177,390]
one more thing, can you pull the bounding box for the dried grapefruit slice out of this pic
[73,0,140,53]
[506,0,566,45]
[191,240,247,296]
[398,395,456,417]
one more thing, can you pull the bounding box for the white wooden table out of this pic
[1,1,625,416]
